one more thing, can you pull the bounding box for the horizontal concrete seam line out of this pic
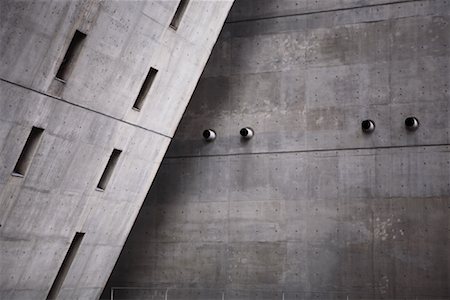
[165,143,450,159]
[0,78,172,139]
[109,287,374,295]
[111,287,226,291]
[225,0,421,24]
[109,287,440,297]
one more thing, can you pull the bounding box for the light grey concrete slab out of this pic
[0,1,233,298]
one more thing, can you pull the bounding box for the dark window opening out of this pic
[56,30,87,81]
[46,232,85,300]
[12,126,44,177]
[96,149,122,191]
[133,67,158,111]
[170,0,189,30]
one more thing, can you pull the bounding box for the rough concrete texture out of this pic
[105,0,450,299]
[0,0,233,299]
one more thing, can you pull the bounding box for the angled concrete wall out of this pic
[0,0,233,299]
[105,0,450,299]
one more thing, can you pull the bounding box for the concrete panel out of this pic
[0,0,234,137]
[167,0,450,157]
[0,80,173,298]
[107,148,450,298]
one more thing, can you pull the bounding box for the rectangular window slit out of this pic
[96,149,122,191]
[170,0,189,30]
[12,126,44,177]
[133,67,158,111]
[46,232,85,300]
[56,30,87,81]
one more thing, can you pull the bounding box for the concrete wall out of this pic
[105,0,450,299]
[0,0,233,299]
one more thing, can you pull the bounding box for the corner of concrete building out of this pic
[0,0,234,299]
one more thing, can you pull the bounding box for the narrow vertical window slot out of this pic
[46,232,85,300]
[96,149,122,191]
[56,30,87,82]
[170,0,190,30]
[12,126,45,177]
[133,67,158,111]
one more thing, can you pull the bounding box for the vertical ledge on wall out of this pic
[96,149,122,191]
[56,30,87,82]
[46,232,85,300]
[170,0,190,30]
[12,126,45,177]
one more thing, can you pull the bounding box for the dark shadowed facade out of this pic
[105,0,450,299]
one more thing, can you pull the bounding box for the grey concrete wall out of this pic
[105,0,450,299]
[0,0,233,299]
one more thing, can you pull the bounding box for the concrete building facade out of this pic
[105,0,450,299]
[0,1,233,299]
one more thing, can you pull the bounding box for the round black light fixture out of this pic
[361,119,375,133]
[202,129,216,142]
[405,117,419,131]
[240,127,254,139]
